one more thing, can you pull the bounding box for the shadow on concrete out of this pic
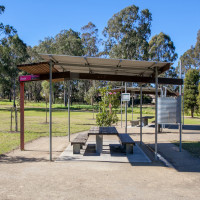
[149,124,200,131]
[0,154,48,164]
[148,142,200,173]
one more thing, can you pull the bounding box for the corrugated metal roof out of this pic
[38,54,172,77]
[18,62,58,74]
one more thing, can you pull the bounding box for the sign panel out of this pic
[122,93,130,101]
[158,97,181,124]
[19,75,40,82]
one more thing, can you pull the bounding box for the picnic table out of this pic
[137,116,154,126]
[88,127,118,154]
[88,127,135,154]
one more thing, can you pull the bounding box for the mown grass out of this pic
[173,141,200,158]
[0,108,97,155]
[0,99,200,155]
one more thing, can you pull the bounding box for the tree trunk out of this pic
[9,91,12,102]
[13,78,18,132]
[191,108,194,118]
[10,108,13,131]
[46,101,47,123]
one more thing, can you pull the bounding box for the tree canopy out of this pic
[184,69,199,117]
[103,5,152,60]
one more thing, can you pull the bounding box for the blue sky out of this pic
[1,0,200,67]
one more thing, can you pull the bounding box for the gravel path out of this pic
[0,127,200,200]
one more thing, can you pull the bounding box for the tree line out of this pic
[0,4,200,117]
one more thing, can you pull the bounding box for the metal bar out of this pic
[132,93,133,121]
[68,80,71,142]
[49,61,53,161]
[121,85,122,128]
[140,85,142,145]
[155,67,158,160]
[125,82,127,133]
[20,82,24,150]
[183,92,184,125]
[179,61,182,152]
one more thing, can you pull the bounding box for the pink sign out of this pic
[19,75,40,82]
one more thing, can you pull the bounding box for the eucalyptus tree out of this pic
[181,47,198,73]
[55,29,84,56]
[148,32,178,78]
[41,81,49,123]
[0,35,29,101]
[0,34,29,131]
[181,30,200,74]
[35,37,56,54]
[0,5,16,37]
[81,22,99,57]
[103,5,152,60]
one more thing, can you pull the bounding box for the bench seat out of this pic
[118,133,135,154]
[71,133,88,154]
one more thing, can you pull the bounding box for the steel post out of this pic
[68,80,71,142]
[140,85,142,145]
[155,67,158,160]
[121,87,122,128]
[20,82,24,150]
[125,82,127,133]
[132,93,133,121]
[49,61,53,161]
[179,61,182,152]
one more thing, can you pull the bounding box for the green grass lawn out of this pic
[0,99,200,155]
[173,141,200,158]
[0,108,97,155]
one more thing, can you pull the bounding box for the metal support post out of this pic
[132,93,133,121]
[125,82,127,133]
[68,80,71,142]
[140,85,142,144]
[121,87,122,128]
[20,82,24,150]
[49,61,53,161]
[179,61,182,152]
[155,67,158,160]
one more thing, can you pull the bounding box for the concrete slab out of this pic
[56,140,151,163]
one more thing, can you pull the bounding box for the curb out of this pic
[146,144,174,168]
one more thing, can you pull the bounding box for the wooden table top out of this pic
[88,126,118,135]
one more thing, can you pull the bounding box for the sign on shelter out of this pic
[121,93,130,101]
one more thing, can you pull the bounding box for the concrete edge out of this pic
[146,144,174,168]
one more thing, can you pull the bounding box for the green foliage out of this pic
[197,83,200,113]
[84,86,98,105]
[149,32,178,78]
[184,69,199,117]
[81,22,99,57]
[181,29,200,74]
[40,81,50,102]
[0,34,29,100]
[149,32,178,62]
[0,5,16,37]
[96,87,120,126]
[103,4,152,60]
